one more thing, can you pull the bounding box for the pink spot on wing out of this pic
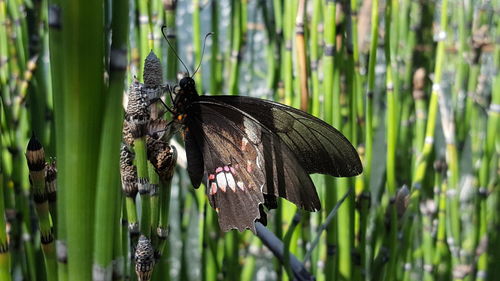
[210,182,217,195]
[246,160,253,173]
[215,167,223,173]
[230,167,236,174]
[208,174,215,180]
[241,138,248,151]
[224,166,230,172]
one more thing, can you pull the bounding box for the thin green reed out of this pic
[25,136,57,281]
[228,0,244,95]
[0,165,11,281]
[260,0,279,97]
[348,1,365,280]
[322,0,337,280]
[472,6,497,280]
[151,0,164,55]
[309,0,322,118]
[193,0,202,92]
[164,0,178,83]
[282,0,295,106]
[149,163,160,237]
[334,41,354,281]
[271,0,284,101]
[362,0,379,278]
[453,0,470,144]
[28,3,52,151]
[46,1,67,277]
[210,0,222,95]
[7,0,27,74]
[26,5,58,280]
[137,0,152,79]
[384,0,397,197]
[487,9,500,278]
[92,0,129,278]
[295,0,308,111]
[433,161,450,279]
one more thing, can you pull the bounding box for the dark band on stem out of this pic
[48,5,62,30]
[324,45,335,56]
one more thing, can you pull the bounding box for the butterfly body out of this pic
[170,77,362,233]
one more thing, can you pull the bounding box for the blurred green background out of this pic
[0,0,498,281]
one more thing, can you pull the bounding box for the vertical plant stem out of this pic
[59,0,105,279]
[135,139,151,238]
[282,0,295,106]
[210,0,222,95]
[486,10,500,277]
[92,0,129,278]
[0,168,11,281]
[283,211,301,279]
[228,0,243,95]
[322,0,337,279]
[384,0,397,197]
[362,1,378,277]
[193,0,202,92]
[309,0,322,117]
[26,135,57,281]
[46,0,67,277]
[433,164,450,279]
[295,0,308,112]
[163,0,178,83]
[137,0,152,79]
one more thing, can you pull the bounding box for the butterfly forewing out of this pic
[204,96,363,177]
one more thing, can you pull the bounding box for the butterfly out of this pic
[165,76,363,233]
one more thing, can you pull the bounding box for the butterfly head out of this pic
[171,76,198,117]
[179,76,196,94]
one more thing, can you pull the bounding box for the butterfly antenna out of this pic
[192,32,214,77]
[161,25,190,76]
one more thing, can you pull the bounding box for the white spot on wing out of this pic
[226,173,236,192]
[237,181,245,191]
[217,173,227,192]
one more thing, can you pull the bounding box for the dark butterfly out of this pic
[168,76,362,233]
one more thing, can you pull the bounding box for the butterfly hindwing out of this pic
[204,96,363,177]
[185,104,266,232]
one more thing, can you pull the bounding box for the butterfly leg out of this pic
[148,97,175,114]
[148,119,179,140]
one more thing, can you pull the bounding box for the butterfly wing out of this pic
[184,104,265,232]
[204,96,363,177]
[190,99,322,210]
[184,100,321,232]
[184,129,204,188]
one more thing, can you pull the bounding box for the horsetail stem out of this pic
[25,134,57,281]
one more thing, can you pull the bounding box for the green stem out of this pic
[92,0,129,275]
